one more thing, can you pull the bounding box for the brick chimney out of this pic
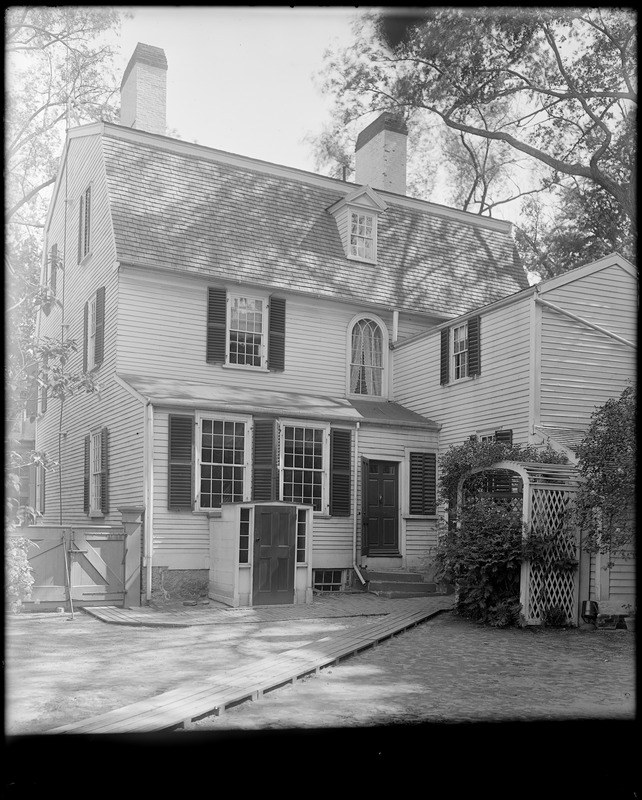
[355,112,408,194]
[120,43,168,135]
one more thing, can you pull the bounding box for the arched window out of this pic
[350,318,384,396]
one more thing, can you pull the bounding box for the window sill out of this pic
[88,511,105,519]
[78,251,93,267]
[347,254,377,265]
[220,363,269,373]
[403,514,439,521]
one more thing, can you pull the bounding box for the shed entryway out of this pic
[458,461,581,625]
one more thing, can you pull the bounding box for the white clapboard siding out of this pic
[395,295,533,451]
[117,266,401,398]
[35,133,140,529]
[539,265,637,429]
[151,411,210,569]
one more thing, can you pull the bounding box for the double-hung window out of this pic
[281,424,327,512]
[197,416,249,510]
[440,316,481,385]
[350,211,375,261]
[83,287,105,372]
[452,323,469,380]
[228,294,266,367]
[84,427,109,516]
[78,186,91,262]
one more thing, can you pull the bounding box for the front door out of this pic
[252,505,296,605]
[363,460,399,555]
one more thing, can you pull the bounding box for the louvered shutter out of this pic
[100,427,109,514]
[38,466,45,515]
[50,243,57,294]
[83,301,88,372]
[268,296,286,371]
[206,287,227,363]
[78,194,84,263]
[25,362,38,421]
[409,452,437,516]
[168,415,194,510]
[83,435,90,514]
[252,418,277,501]
[495,429,513,446]
[440,328,450,385]
[330,429,351,516]
[468,315,481,376]
[40,358,47,414]
[94,287,105,367]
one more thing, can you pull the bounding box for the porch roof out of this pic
[533,425,586,454]
[117,374,439,429]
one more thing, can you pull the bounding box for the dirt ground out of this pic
[5,607,635,737]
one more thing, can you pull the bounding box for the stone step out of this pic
[364,570,428,584]
[368,580,439,595]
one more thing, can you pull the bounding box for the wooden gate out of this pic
[17,526,128,610]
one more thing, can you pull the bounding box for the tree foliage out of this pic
[316,8,636,273]
[574,384,636,556]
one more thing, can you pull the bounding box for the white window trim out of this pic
[347,208,378,264]
[89,428,103,517]
[223,290,270,371]
[87,294,97,371]
[279,419,330,515]
[195,412,252,511]
[346,313,389,399]
[476,429,497,443]
[452,322,470,381]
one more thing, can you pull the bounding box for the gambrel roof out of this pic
[82,123,529,317]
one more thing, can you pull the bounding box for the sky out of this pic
[114,6,364,173]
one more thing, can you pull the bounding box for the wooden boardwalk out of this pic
[48,602,449,735]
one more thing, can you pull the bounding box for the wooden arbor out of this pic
[457,461,581,625]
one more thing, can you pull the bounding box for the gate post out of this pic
[119,506,145,607]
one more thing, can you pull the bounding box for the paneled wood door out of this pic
[363,460,399,555]
[252,506,296,605]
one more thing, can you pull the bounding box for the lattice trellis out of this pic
[458,461,581,625]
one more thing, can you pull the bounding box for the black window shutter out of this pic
[468,315,481,376]
[440,328,450,385]
[330,429,351,516]
[83,435,90,514]
[94,287,105,367]
[40,358,48,414]
[409,452,437,515]
[252,418,277,501]
[168,415,194,510]
[100,427,109,514]
[50,243,57,294]
[268,296,286,371]
[495,429,513,446]
[206,287,227,363]
[83,301,88,372]
[26,362,38,421]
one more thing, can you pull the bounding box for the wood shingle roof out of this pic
[101,125,529,317]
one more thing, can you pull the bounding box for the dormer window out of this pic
[350,211,375,261]
[328,185,387,265]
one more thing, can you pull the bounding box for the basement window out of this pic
[313,569,343,592]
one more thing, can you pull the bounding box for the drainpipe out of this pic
[352,422,366,585]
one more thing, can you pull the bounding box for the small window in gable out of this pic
[349,317,385,396]
[83,287,105,372]
[350,211,376,261]
[78,186,91,262]
[228,294,266,368]
[453,322,469,380]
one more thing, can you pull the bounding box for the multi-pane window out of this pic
[350,211,375,261]
[350,318,384,395]
[199,418,247,509]
[228,295,265,367]
[453,323,469,380]
[296,508,307,563]
[90,430,102,514]
[87,295,97,370]
[282,425,325,511]
[239,507,251,563]
[78,186,91,262]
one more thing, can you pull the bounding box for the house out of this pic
[32,43,530,606]
[394,252,637,616]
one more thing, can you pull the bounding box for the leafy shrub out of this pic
[487,598,523,628]
[541,605,569,628]
[5,536,35,613]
